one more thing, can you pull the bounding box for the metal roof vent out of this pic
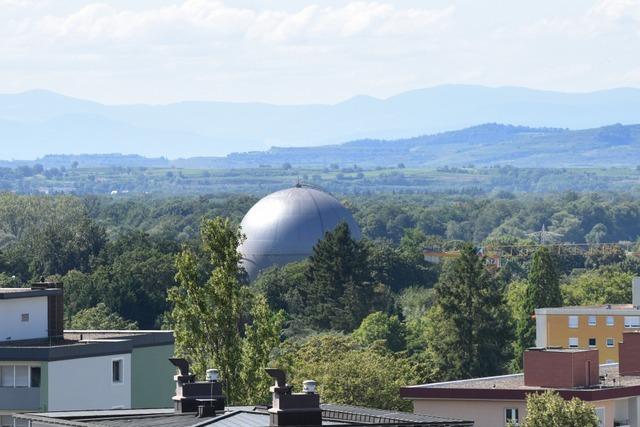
[302,380,317,394]
[266,368,321,427]
[169,358,225,415]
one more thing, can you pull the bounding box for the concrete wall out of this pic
[413,398,615,427]
[413,399,527,427]
[131,344,174,409]
[0,297,48,341]
[47,353,131,411]
[535,313,547,347]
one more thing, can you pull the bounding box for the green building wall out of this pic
[131,344,175,409]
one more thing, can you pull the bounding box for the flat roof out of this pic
[0,287,62,299]
[0,331,174,362]
[401,364,640,402]
[16,404,473,426]
[536,305,640,316]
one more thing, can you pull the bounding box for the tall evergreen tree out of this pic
[304,222,372,331]
[425,244,511,380]
[513,247,562,369]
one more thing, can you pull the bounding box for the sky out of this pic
[1,0,640,105]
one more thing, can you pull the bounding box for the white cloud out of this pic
[523,0,640,38]
[2,1,454,49]
[0,0,639,104]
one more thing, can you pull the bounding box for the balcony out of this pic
[0,387,40,410]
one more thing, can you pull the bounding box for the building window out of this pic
[112,359,123,383]
[569,337,579,348]
[606,338,615,348]
[607,316,614,326]
[588,338,597,347]
[505,408,519,424]
[588,315,596,326]
[14,420,29,427]
[14,366,28,388]
[31,366,41,388]
[0,365,39,389]
[624,316,640,328]
[596,407,605,427]
[0,366,14,387]
[20,313,29,322]
[568,316,579,328]
[0,416,13,427]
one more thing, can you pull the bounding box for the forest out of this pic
[1,190,640,409]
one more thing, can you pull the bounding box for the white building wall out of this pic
[0,297,48,341]
[47,353,131,411]
[535,311,547,347]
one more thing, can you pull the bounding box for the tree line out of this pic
[0,191,639,417]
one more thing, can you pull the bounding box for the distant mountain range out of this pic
[3,123,640,169]
[3,85,640,159]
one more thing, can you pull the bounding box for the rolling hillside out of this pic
[2,85,640,159]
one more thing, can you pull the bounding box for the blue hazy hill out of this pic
[2,85,640,159]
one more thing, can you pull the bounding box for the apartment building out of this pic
[535,277,640,363]
[401,335,640,427]
[0,282,175,426]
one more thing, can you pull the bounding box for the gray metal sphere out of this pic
[239,185,361,280]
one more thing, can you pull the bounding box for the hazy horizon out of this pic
[5,83,640,107]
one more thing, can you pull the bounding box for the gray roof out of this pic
[0,287,62,299]
[16,405,472,426]
[0,331,174,362]
[239,185,361,280]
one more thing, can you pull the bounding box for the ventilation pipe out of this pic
[266,368,321,427]
[169,358,225,414]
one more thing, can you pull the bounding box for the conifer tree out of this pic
[304,222,371,331]
[425,244,511,380]
[513,247,562,369]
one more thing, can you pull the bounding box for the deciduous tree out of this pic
[520,391,599,427]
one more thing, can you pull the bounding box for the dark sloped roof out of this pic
[321,404,472,425]
[16,405,473,427]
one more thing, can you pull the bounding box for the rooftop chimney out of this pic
[619,332,640,376]
[31,279,64,339]
[633,277,640,308]
[266,368,321,427]
[169,358,225,414]
[524,348,599,388]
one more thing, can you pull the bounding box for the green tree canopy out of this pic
[168,217,283,403]
[520,391,599,427]
[304,222,374,331]
[513,247,562,369]
[424,244,512,380]
[353,311,406,352]
[68,303,138,330]
[563,266,633,306]
[277,334,417,411]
